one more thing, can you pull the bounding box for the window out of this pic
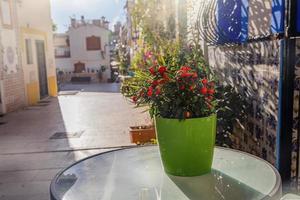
[25,39,33,64]
[86,36,101,51]
[1,0,12,28]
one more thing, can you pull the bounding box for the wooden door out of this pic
[74,62,85,73]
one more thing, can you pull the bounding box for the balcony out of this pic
[55,48,71,58]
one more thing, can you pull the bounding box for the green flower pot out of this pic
[155,114,217,176]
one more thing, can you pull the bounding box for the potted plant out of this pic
[122,44,217,176]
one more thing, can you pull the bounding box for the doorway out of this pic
[74,62,86,73]
[35,40,48,98]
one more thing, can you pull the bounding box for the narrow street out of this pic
[0,83,150,200]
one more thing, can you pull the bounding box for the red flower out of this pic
[155,88,161,95]
[180,85,185,90]
[180,66,191,72]
[149,67,156,75]
[200,87,208,95]
[147,87,153,97]
[202,78,208,85]
[190,85,194,91]
[207,89,215,95]
[158,66,167,75]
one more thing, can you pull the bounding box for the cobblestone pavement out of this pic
[0,83,151,200]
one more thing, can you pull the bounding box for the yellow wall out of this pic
[48,76,58,97]
[26,82,39,105]
[26,76,57,105]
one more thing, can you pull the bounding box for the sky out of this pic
[50,0,127,33]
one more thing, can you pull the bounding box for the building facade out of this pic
[54,17,111,82]
[0,0,57,114]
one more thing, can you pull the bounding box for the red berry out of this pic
[200,87,208,95]
[202,79,208,85]
[152,80,159,86]
[158,66,167,75]
[207,89,215,95]
[132,96,137,103]
[147,87,153,97]
[181,72,194,78]
[180,85,185,90]
[149,67,156,75]
[180,66,191,72]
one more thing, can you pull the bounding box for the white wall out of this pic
[17,0,52,30]
[17,0,56,82]
[55,58,73,72]
[53,34,68,47]
[67,25,111,80]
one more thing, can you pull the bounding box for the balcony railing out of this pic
[55,49,71,58]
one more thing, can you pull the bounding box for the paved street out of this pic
[0,83,151,200]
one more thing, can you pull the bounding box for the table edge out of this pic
[49,145,282,200]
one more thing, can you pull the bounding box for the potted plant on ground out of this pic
[129,125,156,144]
[122,44,217,176]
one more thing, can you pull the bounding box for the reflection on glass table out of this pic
[50,146,282,200]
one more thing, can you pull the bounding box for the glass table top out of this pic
[50,146,282,200]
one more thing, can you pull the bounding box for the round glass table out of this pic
[50,146,282,200]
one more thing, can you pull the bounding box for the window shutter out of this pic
[86,36,101,51]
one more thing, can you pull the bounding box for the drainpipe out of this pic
[276,0,296,181]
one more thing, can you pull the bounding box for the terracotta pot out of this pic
[130,126,156,144]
